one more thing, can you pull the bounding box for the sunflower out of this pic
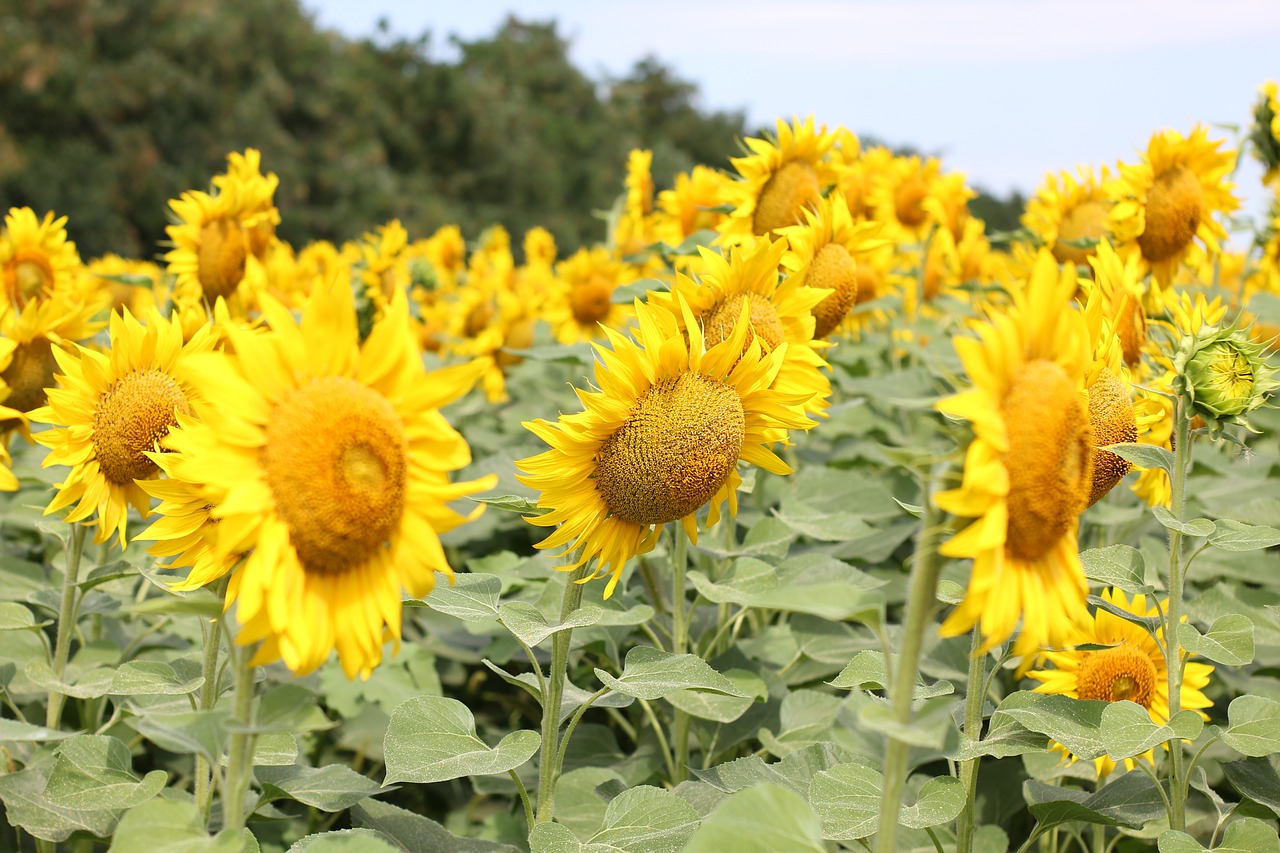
[0,296,105,437]
[654,165,733,245]
[517,294,814,597]
[1250,81,1280,184]
[544,246,637,344]
[211,149,281,259]
[869,154,945,243]
[1027,588,1214,779]
[31,309,215,546]
[779,194,886,338]
[84,254,165,318]
[0,207,87,311]
[934,250,1095,661]
[1023,167,1114,267]
[717,116,839,244]
[165,187,257,310]
[648,237,832,418]
[1110,126,1239,288]
[148,281,496,678]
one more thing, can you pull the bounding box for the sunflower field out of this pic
[1,84,1280,853]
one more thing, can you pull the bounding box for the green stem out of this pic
[670,525,691,783]
[1164,398,1193,832]
[509,769,534,832]
[955,627,987,853]
[222,642,257,833]
[194,588,226,829]
[47,523,87,729]
[554,687,610,773]
[1092,822,1106,853]
[876,479,942,853]
[534,564,589,824]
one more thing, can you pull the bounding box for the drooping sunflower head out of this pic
[1028,588,1214,778]
[1023,166,1114,266]
[31,308,214,546]
[1110,126,1240,287]
[149,281,497,678]
[212,148,281,259]
[517,294,815,597]
[1084,238,1149,373]
[934,250,1095,661]
[717,116,839,243]
[0,207,85,312]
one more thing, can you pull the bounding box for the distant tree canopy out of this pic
[0,0,1024,260]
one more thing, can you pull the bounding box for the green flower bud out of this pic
[1174,324,1278,434]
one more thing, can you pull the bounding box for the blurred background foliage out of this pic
[0,0,1025,260]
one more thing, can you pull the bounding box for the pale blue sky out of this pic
[305,0,1279,230]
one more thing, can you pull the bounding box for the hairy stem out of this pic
[221,642,257,833]
[47,523,88,729]
[534,563,590,824]
[955,627,987,853]
[1164,398,1193,831]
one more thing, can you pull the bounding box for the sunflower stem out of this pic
[955,626,987,853]
[222,642,258,833]
[1164,396,1193,832]
[194,581,227,829]
[46,523,87,730]
[534,563,589,824]
[876,478,942,853]
[670,525,692,783]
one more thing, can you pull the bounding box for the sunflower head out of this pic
[1085,368,1137,507]
[0,207,84,311]
[1174,322,1278,434]
[1023,167,1113,266]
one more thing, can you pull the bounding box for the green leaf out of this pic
[289,829,401,852]
[684,783,826,853]
[609,278,666,304]
[808,762,881,839]
[108,799,254,853]
[129,708,229,762]
[771,505,873,542]
[498,601,604,648]
[0,601,47,630]
[1105,443,1174,475]
[1087,594,1163,633]
[829,650,953,699]
[951,709,1049,761]
[1208,518,1280,551]
[383,696,540,784]
[1025,769,1166,831]
[254,732,300,767]
[935,579,965,605]
[1158,817,1280,852]
[586,786,700,852]
[412,573,502,622]
[468,494,550,516]
[351,800,521,852]
[901,777,966,829]
[594,646,750,701]
[1099,701,1203,760]
[258,764,387,812]
[24,660,115,699]
[42,736,168,811]
[1216,695,1280,757]
[857,696,958,751]
[127,589,224,618]
[688,554,884,622]
[0,720,74,742]
[1151,507,1214,537]
[1080,545,1150,594]
[77,560,136,591]
[1178,614,1255,666]
[990,692,1107,761]
[665,668,766,723]
[692,516,796,559]
[109,660,205,696]
[1220,757,1280,818]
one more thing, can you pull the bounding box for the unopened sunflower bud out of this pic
[1173,324,1278,434]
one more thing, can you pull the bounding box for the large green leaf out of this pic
[1025,769,1166,831]
[594,646,749,701]
[1105,443,1174,475]
[829,650,953,699]
[0,719,74,742]
[1215,695,1280,757]
[289,830,401,852]
[1220,757,1280,818]
[689,553,884,622]
[1158,817,1280,852]
[1099,701,1203,760]
[498,600,605,648]
[683,783,826,853]
[383,696,540,784]
[109,660,205,696]
[351,800,521,852]
[42,735,168,811]
[809,761,963,839]
[993,692,1107,761]
[1207,518,1280,551]
[1151,507,1214,538]
[108,799,255,853]
[1080,545,1150,594]
[1178,615,1255,666]
[411,573,502,622]
[571,786,700,853]
[258,764,387,811]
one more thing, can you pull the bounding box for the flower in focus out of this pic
[149,281,497,678]
[1173,321,1279,435]
[934,251,1095,661]
[1027,588,1214,779]
[517,295,814,597]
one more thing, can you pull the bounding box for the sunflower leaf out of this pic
[989,692,1107,761]
[1208,519,1280,551]
[1150,507,1215,538]
[108,798,255,853]
[1080,545,1151,594]
[808,761,882,840]
[1158,817,1280,852]
[594,646,750,701]
[257,764,388,812]
[1104,443,1175,475]
[1178,615,1255,666]
[1220,757,1280,818]
[498,601,604,648]
[383,696,540,785]
[108,661,205,697]
[411,573,502,621]
[1214,695,1280,757]
[684,783,826,853]
[0,720,74,743]
[1099,702,1203,760]
[1087,595,1163,633]
[468,494,550,516]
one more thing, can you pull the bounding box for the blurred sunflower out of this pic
[0,207,85,311]
[32,309,214,546]
[151,281,496,678]
[717,116,838,243]
[655,165,733,244]
[517,295,814,597]
[1110,127,1239,288]
[545,246,636,344]
[212,148,280,259]
[165,187,256,308]
[1027,588,1214,779]
[0,297,105,437]
[1022,166,1114,266]
[869,154,943,243]
[1250,81,1280,183]
[934,250,1094,660]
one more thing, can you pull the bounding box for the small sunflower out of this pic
[0,207,85,311]
[150,281,496,678]
[654,165,733,244]
[1250,81,1280,183]
[1110,127,1240,288]
[717,116,839,243]
[1028,588,1214,779]
[1023,167,1114,266]
[0,296,103,434]
[211,149,281,259]
[517,295,814,597]
[869,154,945,243]
[545,246,637,344]
[934,250,1095,660]
[32,309,215,546]
[165,187,256,309]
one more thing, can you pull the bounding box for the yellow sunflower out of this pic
[869,154,945,243]
[717,116,839,244]
[779,194,886,338]
[517,294,815,597]
[0,207,87,311]
[545,246,637,344]
[1251,81,1280,184]
[165,186,257,310]
[1110,126,1239,288]
[934,250,1094,661]
[211,148,281,259]
[149,281,496,678]
[0,296,105,438]
[1022,167,1114,267]
[31,308,215,546]
[1028,588,1214,779]
[654,165,733,245]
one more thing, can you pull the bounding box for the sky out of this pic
[304,0,1280,227]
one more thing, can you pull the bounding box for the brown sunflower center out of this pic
[1002,360,1093,561]
[594,373,745,526]
[1053,200,1109,264]
[464,301,494,338]
[703,293,785,354]
[1115,291,1147,368]
[92,369,192,485]
[753,161,821,235]
[2,336,59,413]
[855,263,880,306]
[1086,369,1137,508]
[196,217,248,300]
[570,277,614,326]
[262,376,408,575]
[1137,164,1203,264]
[807,243,858,339]
[9,250,54,306]
[894,176,930,228]
[1076,643,1159,707]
